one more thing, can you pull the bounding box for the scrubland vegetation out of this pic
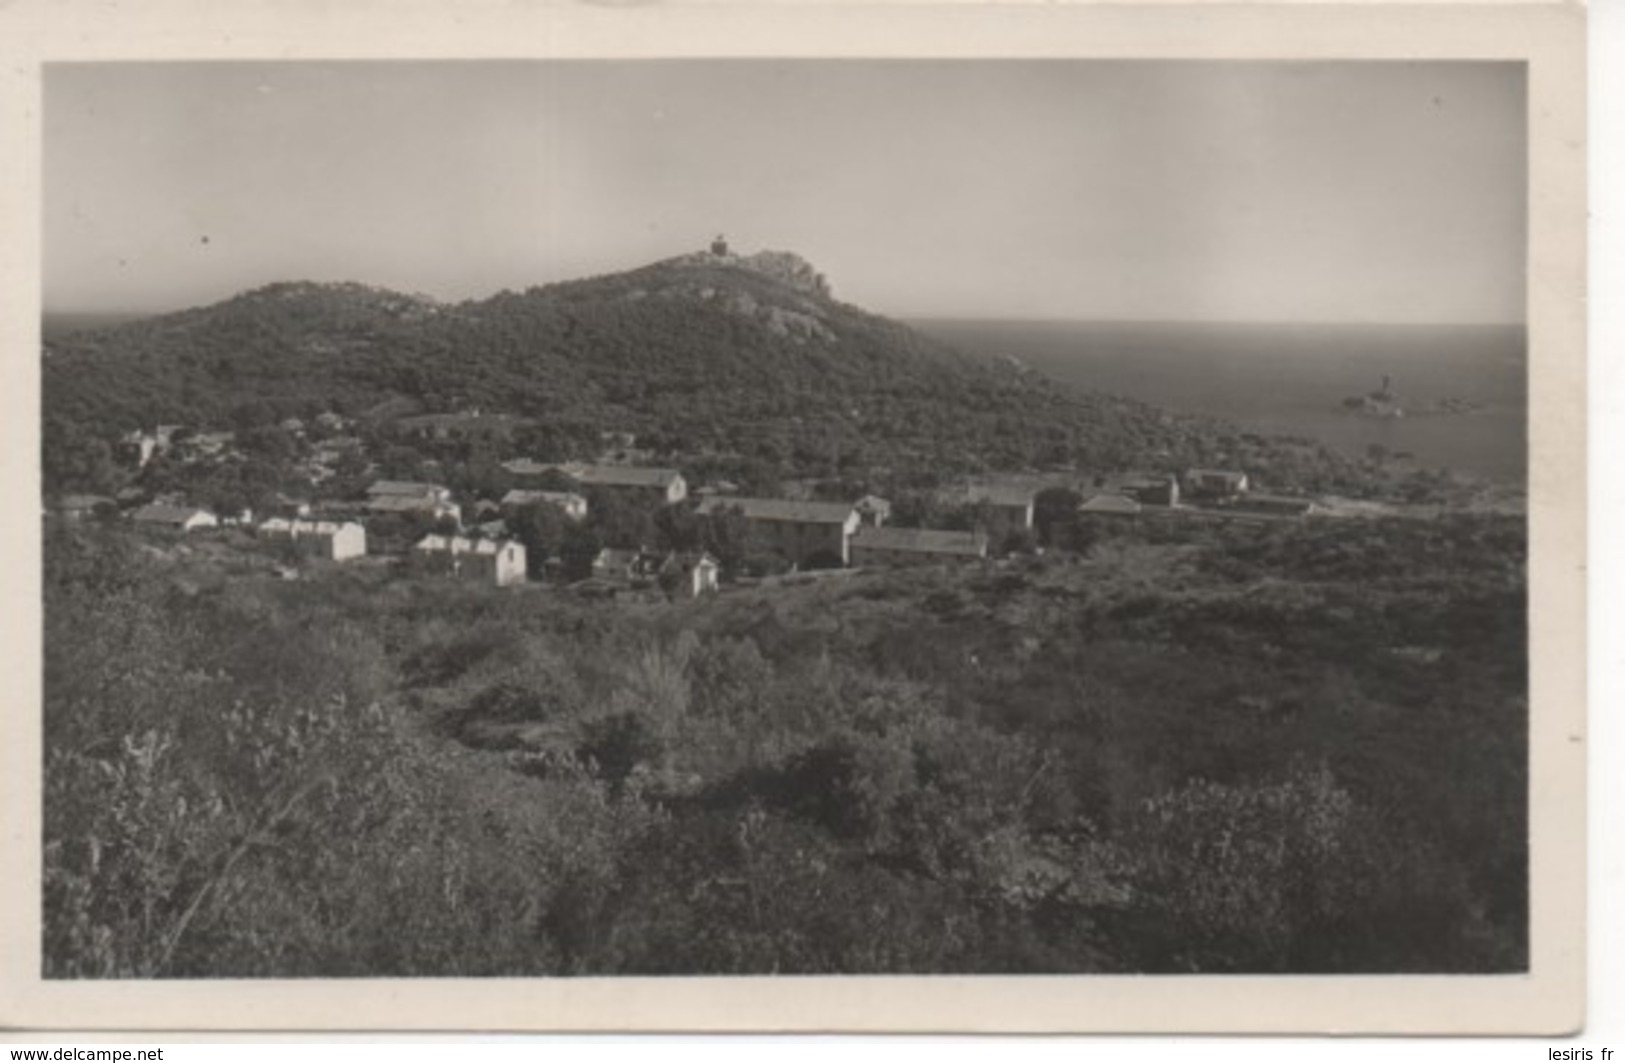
[44,510,1526,975]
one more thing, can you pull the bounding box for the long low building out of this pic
[697,496,860,566]
[1230,493,1319,517]
[588,547,720,597]
[849,526,988,566]
[257,518,367,561]
[412,535,527,586]
[503,460,687,505]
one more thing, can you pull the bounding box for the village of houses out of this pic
[50,414,1325,598]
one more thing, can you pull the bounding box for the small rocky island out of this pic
[1340,375,1485,418]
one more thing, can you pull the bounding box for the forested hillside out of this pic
[43,253,1407,499]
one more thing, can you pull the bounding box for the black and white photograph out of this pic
[5,0,1591,1037]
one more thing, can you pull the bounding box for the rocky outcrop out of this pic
[664,247,832,299]
[646,244,839,342]
[683,287,836,342]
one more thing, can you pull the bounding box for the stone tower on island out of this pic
[710,234,730,257]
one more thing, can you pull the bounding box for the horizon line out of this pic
[903,315,1527,330]
[41,303,1527,333]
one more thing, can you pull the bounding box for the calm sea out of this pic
[913,320,1528,482]
[42,311,153,341]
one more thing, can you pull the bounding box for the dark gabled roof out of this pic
[696,496,857,525]
[850,526,987,556]
[571,464,683,489]
[965,484,1036,508]
[1186,468,1248,481]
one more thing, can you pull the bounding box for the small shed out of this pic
[670,551,721,597]
[591,547,641,583]
[853,494,893,528]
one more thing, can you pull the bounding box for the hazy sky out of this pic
[44,60,1526,323]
